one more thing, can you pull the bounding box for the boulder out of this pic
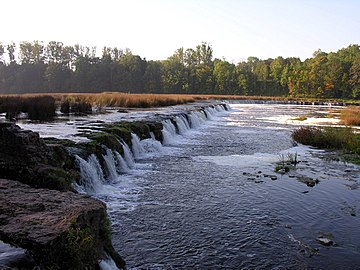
[0,122,79,191]
[0,179,125,269]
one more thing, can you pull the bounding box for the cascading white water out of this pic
[162,119,177,145]
[131,133,146,159]
[103,148,119,182]
[141,138,163,154]
[76,154,105,194]
[204,107,216,120]
[189,111,207,128]
[115,151,130,173]
[75,104,230,196]
[175,115,190,135]
[120,141,135,168]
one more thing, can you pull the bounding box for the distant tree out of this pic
[144,60,163,93]
[0,42,5,64]
[19,40,44,64]
[213,59,237,94]
[7,42,16,64]
[349,59,360,99]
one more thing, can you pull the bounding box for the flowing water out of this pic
[1,102,360,269]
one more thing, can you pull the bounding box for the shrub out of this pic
[292,126,360,164]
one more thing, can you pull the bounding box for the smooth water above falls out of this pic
[86,104,359,269]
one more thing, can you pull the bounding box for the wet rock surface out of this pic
[0,122,79,191]
[0,179,125,269]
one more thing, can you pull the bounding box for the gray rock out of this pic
[0,179,125,269]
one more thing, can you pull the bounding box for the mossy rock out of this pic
[104,126,132,148]
[87,132,124,156]
[35,166,78,191]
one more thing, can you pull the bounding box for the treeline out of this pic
[0,41,359,99]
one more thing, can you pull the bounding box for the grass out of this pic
[292,126,360,164]
[275,152,299,173]
[340,106,360,126]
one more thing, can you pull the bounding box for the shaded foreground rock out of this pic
[0,179,125,269]
[0,122,79,191]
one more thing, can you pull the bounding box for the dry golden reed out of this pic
[340,106,360,126]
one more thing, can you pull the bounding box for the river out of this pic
[2,102,360,269]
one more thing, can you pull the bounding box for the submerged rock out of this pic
[0,179,125,269]
[317,237,334,246]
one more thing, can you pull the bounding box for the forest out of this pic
[0,41,359,99]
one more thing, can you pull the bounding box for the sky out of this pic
[1,0,360,62]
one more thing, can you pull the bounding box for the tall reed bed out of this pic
[0,95,56,120]
[59,93,197,108]
[340,106,360,126]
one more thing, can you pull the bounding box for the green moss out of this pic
[87,132,124,155]
[63,226,98,269]
[36,166,76,191]
[103,126,132,147]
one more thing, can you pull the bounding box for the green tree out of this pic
[213,59,238,94]
[7,42,16,64]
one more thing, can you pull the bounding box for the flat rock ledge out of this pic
[0,179,125,269]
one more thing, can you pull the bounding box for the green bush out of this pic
[292,126,360,164]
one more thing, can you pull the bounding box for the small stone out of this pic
[317,237,334,246]
[289,175,296,178]
[270,176,278,180]
[258,171,262,174]
[302,191,309,194]
[243,172,247,175]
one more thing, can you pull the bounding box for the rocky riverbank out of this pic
[0,122,125,269]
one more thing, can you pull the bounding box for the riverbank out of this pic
[0,122,125,269]
[0,93,359,121]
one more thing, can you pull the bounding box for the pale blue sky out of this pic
[1,0,360,62]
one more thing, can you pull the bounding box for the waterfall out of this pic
[76,154,105,194]
[75,103,230,196]
[175,115,190,135]
[115,151,130,173]
[160,104,231,145]
[162,119,177,145]
[204,107,216,120]
[189,111,207,128]
[104,148,119,182]
[141,138,163,153]
[120,141,135,168]
[131,133,146,159]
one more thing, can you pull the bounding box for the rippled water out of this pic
[1,103,359,269]
[106,104,360,269]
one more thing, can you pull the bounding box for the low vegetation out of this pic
[292,126,360,164]
[340,106,360,126]
[275,152,299,173]
[0,95,56,120]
